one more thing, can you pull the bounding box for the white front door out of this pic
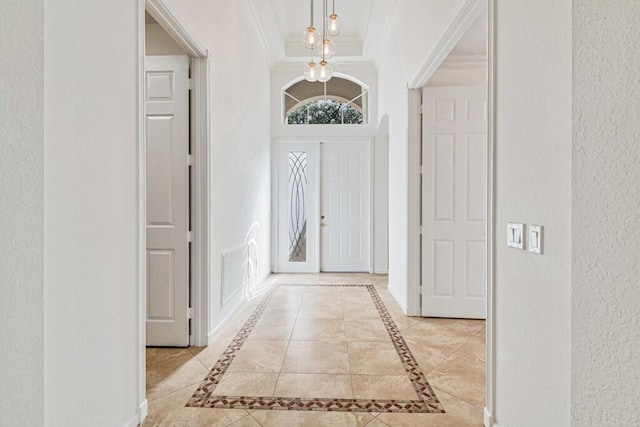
[320,142,371,272]
[145,55,190,346]
[421,86,487,319]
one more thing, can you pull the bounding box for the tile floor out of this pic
[143,273,485,426]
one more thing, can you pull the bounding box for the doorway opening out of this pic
[406,0,493,424]
[137,0,210,421]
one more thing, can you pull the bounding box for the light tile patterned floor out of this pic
[143,273,485,426]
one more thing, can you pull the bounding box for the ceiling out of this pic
[147,1,487,65]
[247,0,395,62]
[246,0,487,65]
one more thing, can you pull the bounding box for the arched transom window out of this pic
[283,76,369,125]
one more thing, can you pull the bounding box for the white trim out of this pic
[486,0,496,424]
[271,139,279,273]
[408,0,487,89]
[189,56,211,347]
[484,406,493,427]
[369,135,375,274]
[145,0,208,58]
[406,88,422,316]
[136,1,147,424]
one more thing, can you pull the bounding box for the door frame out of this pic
[406,0,495,425]
[272,137,374,274]
[137,0,210,423]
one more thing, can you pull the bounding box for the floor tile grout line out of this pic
[147,382,202,403]
[431,386,486,411]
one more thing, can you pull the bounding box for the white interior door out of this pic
[421,86,487,319]
[145,55,190,346]
[320,142,371,272]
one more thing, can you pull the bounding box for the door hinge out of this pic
[188,78,193,90]
[188,231,193,242]
[187,307,193,319]
[420,165,424,175]
[419,226,423,234]
[419,104,424,115]
[188,154,193,166]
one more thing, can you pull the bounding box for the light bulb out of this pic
[327,14,342,36]
[320,39,336,60]
[302,27,321,49]
[304,62,319,82]
[318,61,334,82]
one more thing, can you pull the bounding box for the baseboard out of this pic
[387,284,408,314]
[123,399,147,427]
[207,298,244,345]
[484,407,496,427]
[139,399,148,424]
[373,269,389,274]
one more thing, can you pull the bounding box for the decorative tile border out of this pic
[186,284,445,413]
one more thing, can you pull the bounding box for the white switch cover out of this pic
[507,223,524,249]
[529,225,543,254]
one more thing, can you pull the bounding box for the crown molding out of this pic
[408,0,486,89]
[242,0,276,66]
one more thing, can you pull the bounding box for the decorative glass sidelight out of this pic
[288,151,308,262]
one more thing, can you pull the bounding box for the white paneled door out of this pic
[145,55,190,346]
[321,142,371,272]
[421,86,487,319]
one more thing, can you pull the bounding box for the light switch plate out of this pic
[507,223,524,249]
[529,225,543,254]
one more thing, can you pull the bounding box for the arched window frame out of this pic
[282,73,370,125]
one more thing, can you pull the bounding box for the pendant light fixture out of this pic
[327,0,343,36]
[303,51,319,82]
[301,0,321,49]
[317,0,333,82]
[301,0,340,83]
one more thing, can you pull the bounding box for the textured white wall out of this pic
[145,23,188,55]
[572,2,640,425]
[43,1,140,425]
[169,0,273,334]
[493,1,572,425]
[0,1,45,425]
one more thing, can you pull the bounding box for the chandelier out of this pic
[302,0,342,82]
